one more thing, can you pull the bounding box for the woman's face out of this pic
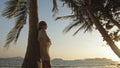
[43,25,47,30]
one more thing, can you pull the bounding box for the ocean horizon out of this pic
[0,57,120,68]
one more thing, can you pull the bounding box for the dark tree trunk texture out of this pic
[22,0,40,68]
[86,4,120,58]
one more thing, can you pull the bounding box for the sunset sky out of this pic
[0,0,120,61]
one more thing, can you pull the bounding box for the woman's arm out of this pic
[38,29,51,45]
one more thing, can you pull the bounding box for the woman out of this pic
[38,21,51,68]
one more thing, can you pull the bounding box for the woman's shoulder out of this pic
[39,29,45,33]
[39,29,44,31]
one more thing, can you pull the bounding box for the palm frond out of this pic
[63,21,82,33]
[58,14,93,35]
[57,0,94,35]
[72,18,93,36]
[55,15,75,20]
[52,0,58,16]
[83,20,93,32]
[15,26,23,43]
[2,0,20,18]
[60,0,84,16]
[4,27,18,48]
[3,0,28,48]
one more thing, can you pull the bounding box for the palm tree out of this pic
[53,0,120,58]
[85,2,120,58]
[2,0,40,68]
[22,0,40,68]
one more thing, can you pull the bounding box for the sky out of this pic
[0,0,120,61]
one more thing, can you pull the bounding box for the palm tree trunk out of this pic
[86,5,120,58]
[22,0,40,68]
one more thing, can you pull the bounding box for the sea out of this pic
[51,58,119,68]
[0,57,119,68]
